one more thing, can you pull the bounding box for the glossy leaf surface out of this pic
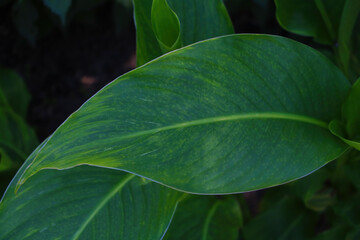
[18,35,350,194]
[0,142,181,240]
[164,195,242,240]
[134,0,233,65]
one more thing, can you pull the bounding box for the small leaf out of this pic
[164,195,242,240]
[151,0,181,53]
[43,0,72,25]
[16,35,350,194]
[133,0,234,66]
[0,142,181,240]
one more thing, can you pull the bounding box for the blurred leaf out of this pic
[313,225,349,240]
[275,0,345,45]
[347,226,360,240]
[43,0,72,25]
[0,149,15,173]
[0,0,11,7]
[333,193,360,225]
[305,189,335,212]
[0,67,31,118]
[338,0,360,76]
[12,0,39,45]
[164,195,242,240]
[16,35,350,194]
[342,78,360,139]
[0,106,38,160]
[244,197,316,240]
[133,0,234,66]
[0,142,182,239]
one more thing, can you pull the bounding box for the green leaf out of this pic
[43,0,72,25]
[18,35,350,194]
[275,0,345,45]
[338,0,360,76]
[164,195,242,240]
[0,141,181,240]
[133,0,234,66]
[0,67,31,118]
[151,0,181,53]
[243,196,316,240]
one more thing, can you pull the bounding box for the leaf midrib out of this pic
[115,112,328,141]
[71,174,136,240]
[18,112,328,189]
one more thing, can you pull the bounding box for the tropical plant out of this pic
[0,0,359,239]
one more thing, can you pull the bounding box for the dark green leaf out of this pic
[0,67,31,118]
[12,0,39,45]
[313,225,349,240]
[342,78,360,139]
[133,0,234,66]
[0,141,181,240]
[164,195,242,240]
[17,35,349,194]
[338,0,360,76]
[333,192,360,225]
[243,197,316,240]
[275,0,345,45]
[0,106,38,160]
[43,0,72,25]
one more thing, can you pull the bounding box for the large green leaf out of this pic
[164,195,242,240]
[133,0,234,66]
[0,141,181,239]
[18,35,350,194]
[275,0,345,45]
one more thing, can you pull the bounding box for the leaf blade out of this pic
[18,34,350,194]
